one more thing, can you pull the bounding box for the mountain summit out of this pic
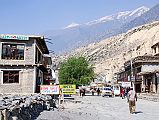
[121,4,159,32]
[44,6,149,53]
[64,23,80,29]
[86,6,149,25]
[68,21,159,82]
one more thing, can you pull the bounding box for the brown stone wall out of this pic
[0,66,35,94]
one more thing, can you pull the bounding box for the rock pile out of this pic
[0,94,54,120]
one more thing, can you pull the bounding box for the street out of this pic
[36,96,159,120]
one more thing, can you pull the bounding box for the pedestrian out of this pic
[97,88,100,96]
[127,87,137,114]
[121,87,125,99]
[79,87,83,96]
[83,88,85,96]
[124,88,126,97]
[126,87,130,102]
[91,88,95,96]
[127,87,130,93]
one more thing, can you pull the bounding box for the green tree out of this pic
[59,57,95,86]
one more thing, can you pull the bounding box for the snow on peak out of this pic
[116,11,131,19]
[129,6,149,16]
[64,23,80,29]
[86,11,131,25]
[86,16,114,25]
[63,6,149,28]
[86,6,149,25]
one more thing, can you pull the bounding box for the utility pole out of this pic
[130,53,135,91]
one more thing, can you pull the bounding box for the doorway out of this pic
[135,83,141,93]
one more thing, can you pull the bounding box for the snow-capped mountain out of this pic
[44,6,149,53]
[64,23,80,29]
[121,3,159,33]
[86,6,149,25]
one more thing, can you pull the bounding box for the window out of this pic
[3,71,19,84]
[2,43,25,60]
[137,67,141,73]
[154,47,157,53]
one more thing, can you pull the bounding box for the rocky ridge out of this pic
[66,21,159,82]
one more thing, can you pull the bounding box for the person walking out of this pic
[97,88,100,96]
[79,87,82,96]
[91,88,95,96]
[121,87,125,99]
[127,87,137,114]
[83,88,85,96]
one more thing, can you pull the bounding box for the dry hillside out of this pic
[62,21,159,82]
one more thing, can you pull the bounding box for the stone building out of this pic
[117,42,159,93]
[0,34,52,94]
[123,56,159,93]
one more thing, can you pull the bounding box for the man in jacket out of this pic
[127,87,137,114]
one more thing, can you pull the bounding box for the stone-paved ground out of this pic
[36,96,159,120]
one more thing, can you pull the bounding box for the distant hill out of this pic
[44,6,149,53]
[67,21,159,82]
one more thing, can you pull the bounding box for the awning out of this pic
[137,71,158,75]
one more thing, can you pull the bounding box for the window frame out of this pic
[1,42,26,61]
[1,69,21,85]
[154,47,157,54]
[0,69,21,85]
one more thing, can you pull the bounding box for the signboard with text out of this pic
[121,82,131,87]
[40,85,59,94]
[60,84,76,94]
[0,35,29,40]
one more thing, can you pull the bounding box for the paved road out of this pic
[36,96,159,120]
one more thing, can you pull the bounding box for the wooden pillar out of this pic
[142,75,146,92]
[0,110,3,120]
[141,75,144,92]
[152,74,156,93]
[157,77,159,93]
[157,46,159,53]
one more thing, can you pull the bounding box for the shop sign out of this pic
[121,82,131,87]
[0,35,29,40]
[40,85,59,94]
[131,76,135,81]
[60,84,76,94]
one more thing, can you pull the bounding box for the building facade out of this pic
[117,38,159,94]
[0,34,52,94]
[117,56,159,93]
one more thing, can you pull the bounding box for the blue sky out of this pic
[0,0,159,35]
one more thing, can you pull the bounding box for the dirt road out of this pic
[36,96,159,120]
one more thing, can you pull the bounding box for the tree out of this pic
[59,57,95,86]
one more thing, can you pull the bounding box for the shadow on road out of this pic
[133,111,143,114]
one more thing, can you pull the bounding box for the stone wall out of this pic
[0,66,35,94]
[0,94,53,120]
